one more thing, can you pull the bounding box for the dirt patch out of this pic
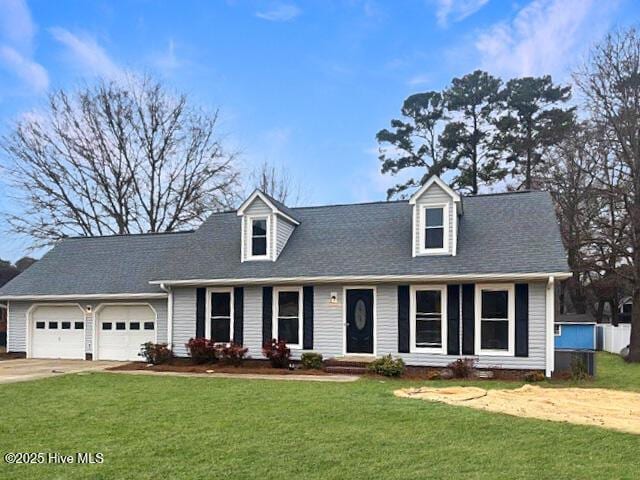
[108,359,329,376]
[395,385,640,435]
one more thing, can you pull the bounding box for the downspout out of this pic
[160,283,173,350]
[546,276,555,377]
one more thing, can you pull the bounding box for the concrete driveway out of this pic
[0,359,122,384]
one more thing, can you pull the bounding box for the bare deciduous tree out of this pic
[574,27,640,361]
[1,75,240,246]
[251,160,302,205]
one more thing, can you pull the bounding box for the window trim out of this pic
[247,215,271,261]
[475,283,515,356]
[206,287,234,344]
[409,285,447,354]
[272,286,303,349]
[418,203,449,255]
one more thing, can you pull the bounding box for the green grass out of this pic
[0,353,638,480]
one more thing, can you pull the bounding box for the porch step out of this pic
[324,365,369,375]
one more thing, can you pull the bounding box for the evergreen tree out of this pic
[376,92,453,199]
[494,76,575,190]
[441,70,505,194]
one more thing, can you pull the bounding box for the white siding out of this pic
[413,182,456,256]
[172,287,197,357]
[159,282,548,370]
[275,218,296,258]
[313,285,344,357]
[7,298,168,357]
[243,286,264,358]
[7,301,29,352]
[377,282,547,369]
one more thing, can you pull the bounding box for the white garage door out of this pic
[31,305,85,359]
[96,305,156,361]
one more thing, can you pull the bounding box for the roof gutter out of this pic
[0,292,169,301]
[149,271,573,287]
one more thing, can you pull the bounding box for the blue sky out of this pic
[0,0,637,261]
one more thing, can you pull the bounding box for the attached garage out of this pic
[95,304,157,361]
[29,305,86,359]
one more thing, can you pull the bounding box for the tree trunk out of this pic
[627,287,640,361]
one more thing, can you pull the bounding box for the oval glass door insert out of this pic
[354,299,367,330]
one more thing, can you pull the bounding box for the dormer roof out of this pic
[409,175,461,205]
[237,189,300,225]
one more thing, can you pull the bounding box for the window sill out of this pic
[416,249,449,256]
[477,349,514,357]
[411,347,446,354]
[246,256,272,261]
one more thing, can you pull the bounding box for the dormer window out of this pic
[237,189,300,263]
[409,176,461,257]
[251,218,268,257]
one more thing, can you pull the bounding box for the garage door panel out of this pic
[97,305,156,361]
[31,306,85,359]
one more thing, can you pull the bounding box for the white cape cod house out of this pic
[0,176,570,376]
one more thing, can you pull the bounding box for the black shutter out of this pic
[262,286,273,345]
[233,287,244,345]
[398,285,410,353]
[461,284,475,355]
[303,286,314,350]
[447,285,460,355]
[515,283,529,357]
[196,287,206,338]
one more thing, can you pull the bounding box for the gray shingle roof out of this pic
[0,190,569,297]
[259,190,301,223]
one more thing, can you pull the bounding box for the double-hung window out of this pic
[273,288,302,348]
[411,286,446,352]
[209,289,233,343]
[419,204,448,254]
[476,284,515,355]
[251,218,268,257]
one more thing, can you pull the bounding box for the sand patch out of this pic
[395,385,640,435]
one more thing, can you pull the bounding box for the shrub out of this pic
[368,354,405,377]
[186,337,218,364]
[301,352,323,370]
[139,342,172,365]
[219,342,249,366]
[524,371,546,383]
[262,339,291,368]
[570,356,589,381]
[447,358,476,379]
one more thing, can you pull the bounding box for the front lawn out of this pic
[0,353,638,479]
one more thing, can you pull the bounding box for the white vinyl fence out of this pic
[597,324,631,355]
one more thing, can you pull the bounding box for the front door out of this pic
[346,289,374,354]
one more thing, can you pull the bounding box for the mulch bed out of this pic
[108,358,330,376]
[0,352,26,361]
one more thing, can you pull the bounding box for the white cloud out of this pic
[475,0,613,79]
[436,0,489,27]
[255,2,301,22]
[0,0,34,46]
[0,45,48,91]
[49,27,123,80]
[0,0,48,92]
[407,73,431,86]
[152,38,181,72]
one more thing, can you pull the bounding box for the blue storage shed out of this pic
[555,322,596,350]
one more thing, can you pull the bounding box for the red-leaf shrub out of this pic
[186,337,218,364]
[447,358,477,379]
[262,339,291,368]
[139,342,172,365]
[219,342,249,366]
